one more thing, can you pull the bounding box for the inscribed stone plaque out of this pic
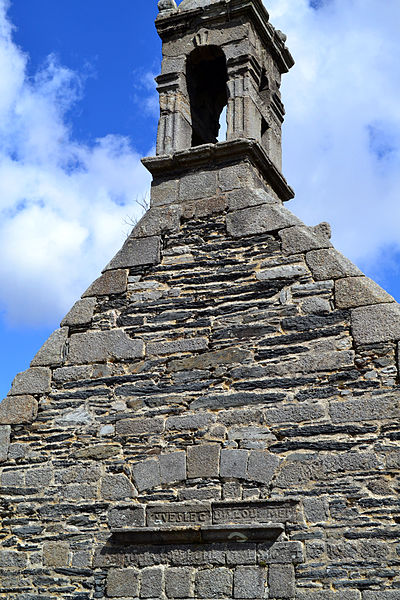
[147,503,211,527]
[212,500,299,524]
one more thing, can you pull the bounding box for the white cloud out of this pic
[0,1,151,326]
[266,0,400,276]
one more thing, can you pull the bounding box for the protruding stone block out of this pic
[141,567,164,598]
[335,276,394,309]
[107,568,139,598]
[306,248,362,280]
[351,303,400,344]
[133,205,181,237]
[246,450,280,484]
[116,417,164,436]
[226,204,300,238]
[31,327,68,367]
[165,567,194,598]
[108,505,145,529]
[220,449,249,479]
[147,336,208,356]
[9,367,51,396]
[268,564,295,599]
[104,235,161,270]
[187,444,220,478]
[279,223,332,255]
[132,458,161,492]
[43,541,70,567]
[256,263,309,280]
[82,269,128,297]
[61,297,96,326]
[160,451,187,483]
[233,566,266,599]
[0,395,38,425]
[0,426,11,461]
[68,329,144,364]
[196,567,232,599]
[101,474,137,500]
[329,395,399,424]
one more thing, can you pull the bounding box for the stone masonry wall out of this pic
[1,168,400,599]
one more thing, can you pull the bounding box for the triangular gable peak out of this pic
[1,1,400,598]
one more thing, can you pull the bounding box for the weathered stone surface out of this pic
[61,297,96,326]
[165,567,194,598]
[258,541,304,564]
[82,269,128,297]
[265,402,325,425]
[9,367,51,395]
[160,451,186,483]
[108,505,145,529]
[68,329,144,364]
[147,336,208,356]
[329,395,400,424]
[0,550,27,568]
[107,568,139,597]
[43,541,69,567]
[101,474,136,500]
[363,592,400,600]
[219,163,262,193]
[220,449,249,479]
[74,444,120,459]
[105,235,161,270]
[246,451,280,484]
[168,348,251,372]
[134,205,181,237]
[306,248,363,280]
[227,187,277,211]
[166,413,216,431]
[233,566,266,599]
[180,170,217,201]
[0,395,38,424]
[268,564,295,599]
[279,224,332,255]
[335,276,394,309]
[196,567,232,598]
[151,177,178,206]
[187,444,220,478]
[0,425,11,461]
[226,204,301,238]
[132,458,161,492]
[351,303,400,344]
[297,592,361,600]
[31,327,68,367]
[301,296,331,314]
[141,567,164,597]
[116,417,164,436]
[53,365,92,383]
[256,263,309,280]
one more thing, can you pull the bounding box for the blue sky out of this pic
[1,0,400,398]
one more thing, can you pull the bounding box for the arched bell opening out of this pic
[186,45,228,146]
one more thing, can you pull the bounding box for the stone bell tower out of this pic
[2,1,400,598]
[144,0,295,209]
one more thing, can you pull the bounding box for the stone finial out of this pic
[158,0,177,12]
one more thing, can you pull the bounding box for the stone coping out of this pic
[111,523,284,545]
[142,139,294,202]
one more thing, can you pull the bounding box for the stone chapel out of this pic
[0,0,399,598]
